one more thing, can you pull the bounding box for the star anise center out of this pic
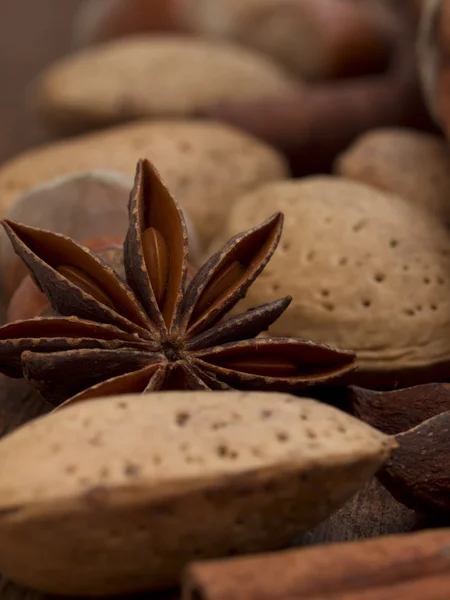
[161,337,184,362]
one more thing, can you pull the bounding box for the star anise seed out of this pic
[0,159,355,407]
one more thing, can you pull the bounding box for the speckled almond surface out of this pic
[214,177,450,386]
[0,120,288,249]
[33,35,299,134]
[0,391,392,596]
[335,128,450,226]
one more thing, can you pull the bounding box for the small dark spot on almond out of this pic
[124,462,141,478]
[176,411,190,427]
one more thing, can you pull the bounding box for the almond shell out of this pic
[0,391,393,596]
[0,120,288,251]
[213,177,450,387]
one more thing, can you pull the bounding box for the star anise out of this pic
[0,159,355,407]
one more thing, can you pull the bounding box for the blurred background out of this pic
[0,0,436,171]
[0,1,83,163]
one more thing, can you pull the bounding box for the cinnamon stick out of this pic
[183,529,450,600]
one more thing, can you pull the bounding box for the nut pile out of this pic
[1,0,450,598]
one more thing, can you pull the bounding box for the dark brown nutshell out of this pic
[0,159,355,406]
[377,411,450,518]
[350,383,450,435]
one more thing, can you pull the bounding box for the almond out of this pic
[0,391,392,596]
[176,0,394,80]
[213,177,450,387]
[0,120,288,252]
[335,128,450,226]
[32,35,299,135]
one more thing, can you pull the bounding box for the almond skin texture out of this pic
[0,392,393,597]
[213,177,450,387]
[335,128,450,226]
[33,35,299,135]
[0,120,288,252]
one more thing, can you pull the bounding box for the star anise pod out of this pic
[0,159,355,407]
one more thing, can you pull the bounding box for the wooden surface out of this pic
[0,0,83,165]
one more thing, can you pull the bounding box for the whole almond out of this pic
[176,0,394,80]
[0,391,392,596]
[213,177,450,387]
[0,120,288,251]
[33,35,299,135]
[335,128,450,226]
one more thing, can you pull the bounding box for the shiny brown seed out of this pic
[57,266,116,310]
[223,356,299,377]
[142,227,169,306]
[194,260,246,319]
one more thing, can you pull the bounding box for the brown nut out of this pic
[176,0,396,80]
[378,410,450,517]
[335,128,450,227]
[0,121,287,257]
[32,36,299,135]
[212,177,450,388]
[350,383,450,435]
[184,528,450,600]
[0,391,392,596]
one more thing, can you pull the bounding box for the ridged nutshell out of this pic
[213,176,450,387]
[0,391,393,596]
[350,383,450,435]
[378,411,450,518]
